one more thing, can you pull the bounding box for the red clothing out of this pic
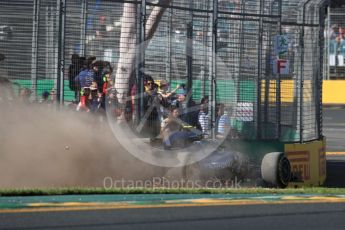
[103,82,108,94]
[131,84,137,113]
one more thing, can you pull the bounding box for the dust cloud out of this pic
[0,103,164,188]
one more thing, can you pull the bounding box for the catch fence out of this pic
[0,0,328,142]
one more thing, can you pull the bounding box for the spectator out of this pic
[215,103,225,134]
[40,91,50,103]
[330,24,340,40]
[92,60,112,95]
[142,77,160,138]
[158,79,180,108]
[102,70,113,95]
[75,58,97,89]
[157,79,181,120]
[39,90,56,107]
[89,80,102,113]
[104,73,121,119]
[96,16,107,38]
[75,58,98,111]
[198,96,210,137]
[171,86,201,131]
[79,56,87,70]
[50,89,57,103]
[160,106,197,149]
[18,88,31,104]
[340,27,345,40]
[217,106,231,138]
[143,74,154,92]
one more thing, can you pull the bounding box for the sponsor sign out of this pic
[274,35,289,56]
[273,59,290,75]
[235,102,253,121]
[285,139,326,187]
[285,151,311,181]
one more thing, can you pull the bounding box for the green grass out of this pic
[1,187,345,197]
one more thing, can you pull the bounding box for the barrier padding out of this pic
[323,80,345,104]
[285,138,326,187]
[11,79,345,105]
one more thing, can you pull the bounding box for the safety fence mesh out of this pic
[0,0,326,142]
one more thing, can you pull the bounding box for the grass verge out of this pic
[1,187,345,196]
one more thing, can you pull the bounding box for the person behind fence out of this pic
[171,85,201,131]
[98,62,113,110]
[158,80,180,107]
[18,87,31,104]
[89,80,102,113]
[49,88,57,103]
[215,103,224,134]
[92,60,113,97]
[39,91,50,104]
[198,96,210,137]
[91,60,103,93]
[74,58,98,111]
[217,106,231,138]
[157,79,181,119]
[104,73,122,118]
[102,69,113,96]
[160,106,197,149]
[142,77,160,138]
[330,24,340,40]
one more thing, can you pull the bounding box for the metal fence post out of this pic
[80,0,88,56]
[299,0,312,143]
[202,0,211,97]
[237,0,245,112]
[276,0,282,139]
[209,0,218,140]
[317,0,330,139]
[47,5,55,81]
[256,0,264,140]
[30,0,40,101]
[299,4,305,143]
[137,0,146,123]
[167,4,172,83]
[264,1,273,127]
[325,5,330,80]
[57,0,66,106]
[186,0,193,111]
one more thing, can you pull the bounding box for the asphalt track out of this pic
[0,202,345,230]
[0,107,344,229]
[323,106,345,152]
[323,106,345,187]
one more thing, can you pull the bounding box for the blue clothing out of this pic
[75,69,95,89]
[218,113,230,135]
[90,97,101,113]
[163,130,196,148]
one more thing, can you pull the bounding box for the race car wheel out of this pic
[261,152,291,188]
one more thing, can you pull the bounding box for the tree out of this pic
[115,0,172,104]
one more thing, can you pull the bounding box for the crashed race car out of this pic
[145,121,292,188]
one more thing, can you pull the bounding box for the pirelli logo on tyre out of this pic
[285,151,311,181]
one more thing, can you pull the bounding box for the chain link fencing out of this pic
[0,0,327,143]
